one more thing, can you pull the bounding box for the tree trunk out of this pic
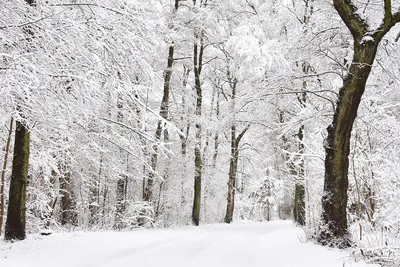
[225,125,249,223]
[192,32,204,226]
[144,43,174,203]
[5,121,30,240]
[144,0,178,203]
[89,153,102,226]
[4,0,35,242]
[60,170,75,225]
[294,94,307,226]
[225,126,238,223]
[114,177,125,229]
[115,94,126,229]
[0,118,13,236]
[320,41,378,247]
[212,89,220,169]
[179,65,191,156]
[319,0,400,247]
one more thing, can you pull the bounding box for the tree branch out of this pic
[373,9,400,40]
[236,124,250,143]
[333,0,369,38]
[384,0,392,25]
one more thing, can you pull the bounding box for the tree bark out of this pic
[225,125,249,223]
[0,118,14,236]
[192,32,204,226]
[5,121,30,240]
[60,169,75,225]
[320,0,400,247]
[114,94,126,229]
[144,33,175,203]
[294,94,307,226]
[4,0,35,242]
[179,66,191,156]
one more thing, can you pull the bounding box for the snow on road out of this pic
[0,221,376,267]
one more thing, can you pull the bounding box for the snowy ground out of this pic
[0,221,377,267]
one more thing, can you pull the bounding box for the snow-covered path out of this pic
[0,221,374,267]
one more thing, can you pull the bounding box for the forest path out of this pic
[0,220,374,267]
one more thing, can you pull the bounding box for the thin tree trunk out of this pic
[294,90,307,226]
[212,88,220,169]
[60,169,74,225]
[89,152,103,226]
[293,0,313,226]
[114,177,125,229]
[0,118,14,236]
[179,65,191,156]
[192,32,204,226]
[115,94,126,229]
[5,121,30,240]
[144,44,174,202]
[144,0,179,203]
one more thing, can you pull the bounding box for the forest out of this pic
[1,0,400,265]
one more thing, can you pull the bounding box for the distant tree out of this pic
[223,68,250,223]
[144,0,179,203]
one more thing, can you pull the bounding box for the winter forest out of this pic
[1,0,400,266]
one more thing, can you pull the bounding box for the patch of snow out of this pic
[0,221,377,267]
[360,36,375,45]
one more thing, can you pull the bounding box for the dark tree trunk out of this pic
[4,0,35,242]
[192,32,204,226]
[60,170,75,225]
[225,125,249,223]
[225,127,237,223]
[320,42,377,247]
[320,0,400,247]
[5,121,30,240]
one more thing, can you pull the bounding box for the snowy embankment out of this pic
[0,221,376,267]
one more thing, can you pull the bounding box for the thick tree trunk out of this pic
[5,121,30,240]
[320,42,378,247]
[0,118,13,236]
[319,0,400,247]
[4,0,35,242]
